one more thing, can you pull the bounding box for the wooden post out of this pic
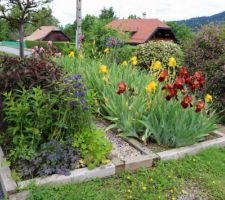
[76,0,82,51]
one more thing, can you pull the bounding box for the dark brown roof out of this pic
[107,19,170,44]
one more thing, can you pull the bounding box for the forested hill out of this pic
[174,11,225,30]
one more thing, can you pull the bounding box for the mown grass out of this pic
[26,148,225,200]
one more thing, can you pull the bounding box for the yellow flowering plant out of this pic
[168,57,176,67]
[99,65,109,74]
[68,51,75,58]
[205,94,213,103]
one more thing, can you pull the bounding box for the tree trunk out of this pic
[19,24,24,58]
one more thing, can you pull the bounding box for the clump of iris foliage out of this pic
[56,50,218,148]
[0,53,112,180]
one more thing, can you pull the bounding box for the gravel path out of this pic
[96,119,142,161]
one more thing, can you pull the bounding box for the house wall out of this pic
[43,32,70,42]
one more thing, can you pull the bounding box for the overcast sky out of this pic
[51,0,225,25]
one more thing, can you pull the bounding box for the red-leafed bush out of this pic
[0,55,63,93]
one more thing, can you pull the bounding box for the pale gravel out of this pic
[95,119,142,161]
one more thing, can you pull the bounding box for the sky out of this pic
[51,0,225,25]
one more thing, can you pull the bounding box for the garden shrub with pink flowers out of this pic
[184,24,225,122]
[58,54,218,148]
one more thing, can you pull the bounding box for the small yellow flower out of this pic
[152,61,162,70]
[104,48,109,54]
[127,189,132,193]
[68,51,75,58]
[146,81,157,93]
[127,176,131,180]
[142,186,147,191]
[168,57,176,67]
[130,56,138,65]
[102,76,108,82]
[205,94,213,103]
[99,65,109,73]
[78,53,84,60]
[121,60,128,66]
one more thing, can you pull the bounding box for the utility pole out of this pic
[76,0,82,51]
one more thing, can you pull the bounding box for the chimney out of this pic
[142,12,147,19]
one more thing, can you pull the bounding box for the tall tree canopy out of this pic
[0,0,53,57]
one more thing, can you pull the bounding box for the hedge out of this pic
[25,41,76,53]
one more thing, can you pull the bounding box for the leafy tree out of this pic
[25,7,59,36]
[0,0,52,57]
[0,18,9,40]
[167,22,195,46]
[99,7,117,22]
[128,15,140,19]
[62,23,76,41]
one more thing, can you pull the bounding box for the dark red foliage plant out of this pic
[0,55,63,93]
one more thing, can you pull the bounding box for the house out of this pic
[25,26,70,42]
[107,19,176,45]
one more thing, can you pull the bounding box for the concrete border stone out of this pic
[158,136,225,160]
[0,147,17,195]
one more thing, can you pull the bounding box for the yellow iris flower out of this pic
[205,94,213,103]
[99,65,109,73]
[168,57,176,67]
[152,61,162,70]
[68,51,75,58]
[146,81,157,93]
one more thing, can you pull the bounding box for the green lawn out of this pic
[27,148,225,200]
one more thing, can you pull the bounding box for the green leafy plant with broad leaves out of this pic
[73,128,112,169]
[136,41,184,69]
[3,75,92,161]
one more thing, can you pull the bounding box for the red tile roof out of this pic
[107,19,170,44]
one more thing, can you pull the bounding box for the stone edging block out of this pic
[0,147,17,194]
[158,136,225,161]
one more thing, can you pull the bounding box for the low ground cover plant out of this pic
[58,54,218,147]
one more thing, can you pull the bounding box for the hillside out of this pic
[175,11,225,30]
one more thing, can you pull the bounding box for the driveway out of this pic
[0,46,32,56]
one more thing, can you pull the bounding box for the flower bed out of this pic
[58,54,218,149]
[0,53,113,184]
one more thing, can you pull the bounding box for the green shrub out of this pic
[184,24,225,123]
[136,41,184,68]
[73,128,112,169]
[2,75,92,161]
[25,40,76,54]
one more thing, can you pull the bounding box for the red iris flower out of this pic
[162,83,177,101]
[116,82,127,95]
[185,76,192,85]
[158,69,168,82]
[179,66,188,78]
[194,71,205,86]
[190,79,200,91]
[181,95,193,109]
[174,76,185,90]
[195,100,205,112]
